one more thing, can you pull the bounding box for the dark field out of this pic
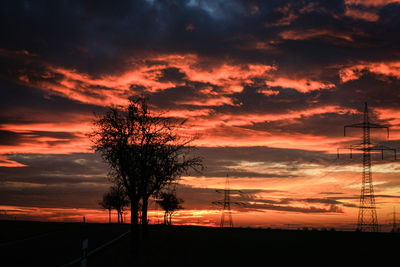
[0,220,130,266]
[1,221,399,267]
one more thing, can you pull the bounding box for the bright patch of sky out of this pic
[186,0,244,20]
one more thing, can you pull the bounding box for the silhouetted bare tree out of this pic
[157,191,184,225]
[99,182,129,223]
[90,96,202,242]
[99,192,113,224]
[110,182,130,223]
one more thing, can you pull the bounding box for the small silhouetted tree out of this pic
[99,192,113,224]
[99,182,129,224]
[157,191,184,225]
[109,182,130,223]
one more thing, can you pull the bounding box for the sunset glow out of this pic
[1,0,400,232]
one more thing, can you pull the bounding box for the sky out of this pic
[1,0,400,230]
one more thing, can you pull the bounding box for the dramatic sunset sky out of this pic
[1,0,400,230]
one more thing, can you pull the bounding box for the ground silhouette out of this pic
[90,224,399,267]
[2,221,399,267]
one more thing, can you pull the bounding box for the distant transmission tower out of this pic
[213,175,243,227]
[338,103,396,232]
[389,207,398,233]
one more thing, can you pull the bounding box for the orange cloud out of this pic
[160,108,213,118]
[0,155,27,167]
[33,65,175,106]
[257,89,280,96]
[280,29,353,42]
[265,77,335,93]
[194,128,345,152]
[160,55,275,94]
[339,61,400,82]
[199,106,354,126]
[0,100,357,163]
[267,2,322,27]
[0,121,92,155]
[374,107,400,135]
[173,105,360,153]
[177,105,357,150]
[0,137,91,155]
[345,0,400,7]
[17,54,275,106]
[344,7,379,22]
[177,96,235,107]
[239,41,277,52]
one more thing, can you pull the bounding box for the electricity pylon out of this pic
[389,207,399,233]
[212,175,243,227]
[338,103,396,232]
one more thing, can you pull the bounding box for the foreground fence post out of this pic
[81,238,88,267]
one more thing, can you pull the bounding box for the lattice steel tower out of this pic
[390,207,398,232]
[213,175,242,227]
[339,103,396,232]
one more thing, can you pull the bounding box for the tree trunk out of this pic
[142,197,149,237]
[108,208,111,224]
[169,213,172,225]
[130,196,139,251]
[117,210,120,224]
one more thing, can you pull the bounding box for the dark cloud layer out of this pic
[2,0,400,119]
[1,153,108,179]
[0,153,109,209]
[1,0,399,74]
